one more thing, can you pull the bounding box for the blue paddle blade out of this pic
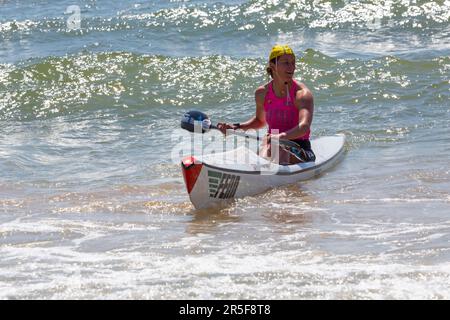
[181,110,212,133]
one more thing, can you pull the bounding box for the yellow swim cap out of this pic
[269,44,295,61]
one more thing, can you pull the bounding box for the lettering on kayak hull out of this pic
[208,170,240,199]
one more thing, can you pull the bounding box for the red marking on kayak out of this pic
[181,156,203,194]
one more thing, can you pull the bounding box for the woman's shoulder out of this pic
[293,80,314,109]
[255,82,270,98]
[294,80,313,99]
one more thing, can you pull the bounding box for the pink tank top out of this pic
[264,80,310,140]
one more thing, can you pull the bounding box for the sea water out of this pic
[1,0,449,299]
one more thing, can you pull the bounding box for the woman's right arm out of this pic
[217,86,267,134]
[240,86,267,130]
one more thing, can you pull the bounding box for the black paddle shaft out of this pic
[180,110,300,148]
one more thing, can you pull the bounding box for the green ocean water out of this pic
[0,0,449,299]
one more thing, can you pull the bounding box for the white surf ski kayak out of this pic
[181,134,345,209]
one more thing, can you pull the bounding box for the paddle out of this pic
[180,110,300,149]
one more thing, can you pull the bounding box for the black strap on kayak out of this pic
[281,144,316,163]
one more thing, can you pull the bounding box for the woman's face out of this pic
[271,54,296,81]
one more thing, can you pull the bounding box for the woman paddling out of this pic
[218,44,316,164]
